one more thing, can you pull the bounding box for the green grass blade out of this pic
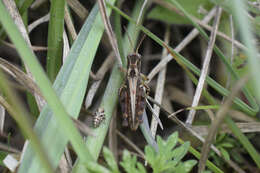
[0,0,93,168]
[46,0,65,82]
[18,1,116,172]
[229,0,260,104]
[108,4,258,116]
[0,71,54,173]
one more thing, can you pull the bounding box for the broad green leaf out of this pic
[171,142,190,163]
[165,132,179,152]
[18,1,116,172]
[182,160,197,172]
[144,145,156,165]
[173,160,197,173]
[157,136,166,153]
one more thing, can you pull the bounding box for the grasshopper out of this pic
[118,33,151,131]
[119,52,149,130]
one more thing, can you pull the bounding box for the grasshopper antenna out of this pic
[135,34,146,54]
[123,26,134,53]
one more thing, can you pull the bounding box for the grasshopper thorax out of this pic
[127,53,141,78]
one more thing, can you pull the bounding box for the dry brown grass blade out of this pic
[198,76,249,173]
[85,52,115,109]
[0,104,5,133]
[67,0,88,21]
[98,0,122,68]
[186,7,222,125]
[1,41,47,51]
[0,142,20,154]
[63,30,70,62]
[58,155,70,173]
[136,0,148,26]
[220,15,235,104]
[109,111,118,162]
[3,0,45,110]
[145,98,163,130]
[64,147,73,170]
[31,0,47,9]
[70,118,94,137]
[64,6,77,41]
[161,92,174,113]
[150,26,170,138]
[0,57,43,97]
[28,13,50,33]
[192,122,260,136]
[0,60,93,137]
[147,7,217,82]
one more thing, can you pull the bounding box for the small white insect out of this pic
[93,108,105,128]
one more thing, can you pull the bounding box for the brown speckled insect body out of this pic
[93,108,105,128]
[119,53,149,130]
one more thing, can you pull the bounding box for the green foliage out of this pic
[120,150,146,173]
[145,133,196,173]
[89,132,197,173]
[209,134,233,167]
[148,0,212,24]
[208,133,248,168]
[103,147,120,173]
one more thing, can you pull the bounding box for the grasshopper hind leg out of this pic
[119,84,129,127]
